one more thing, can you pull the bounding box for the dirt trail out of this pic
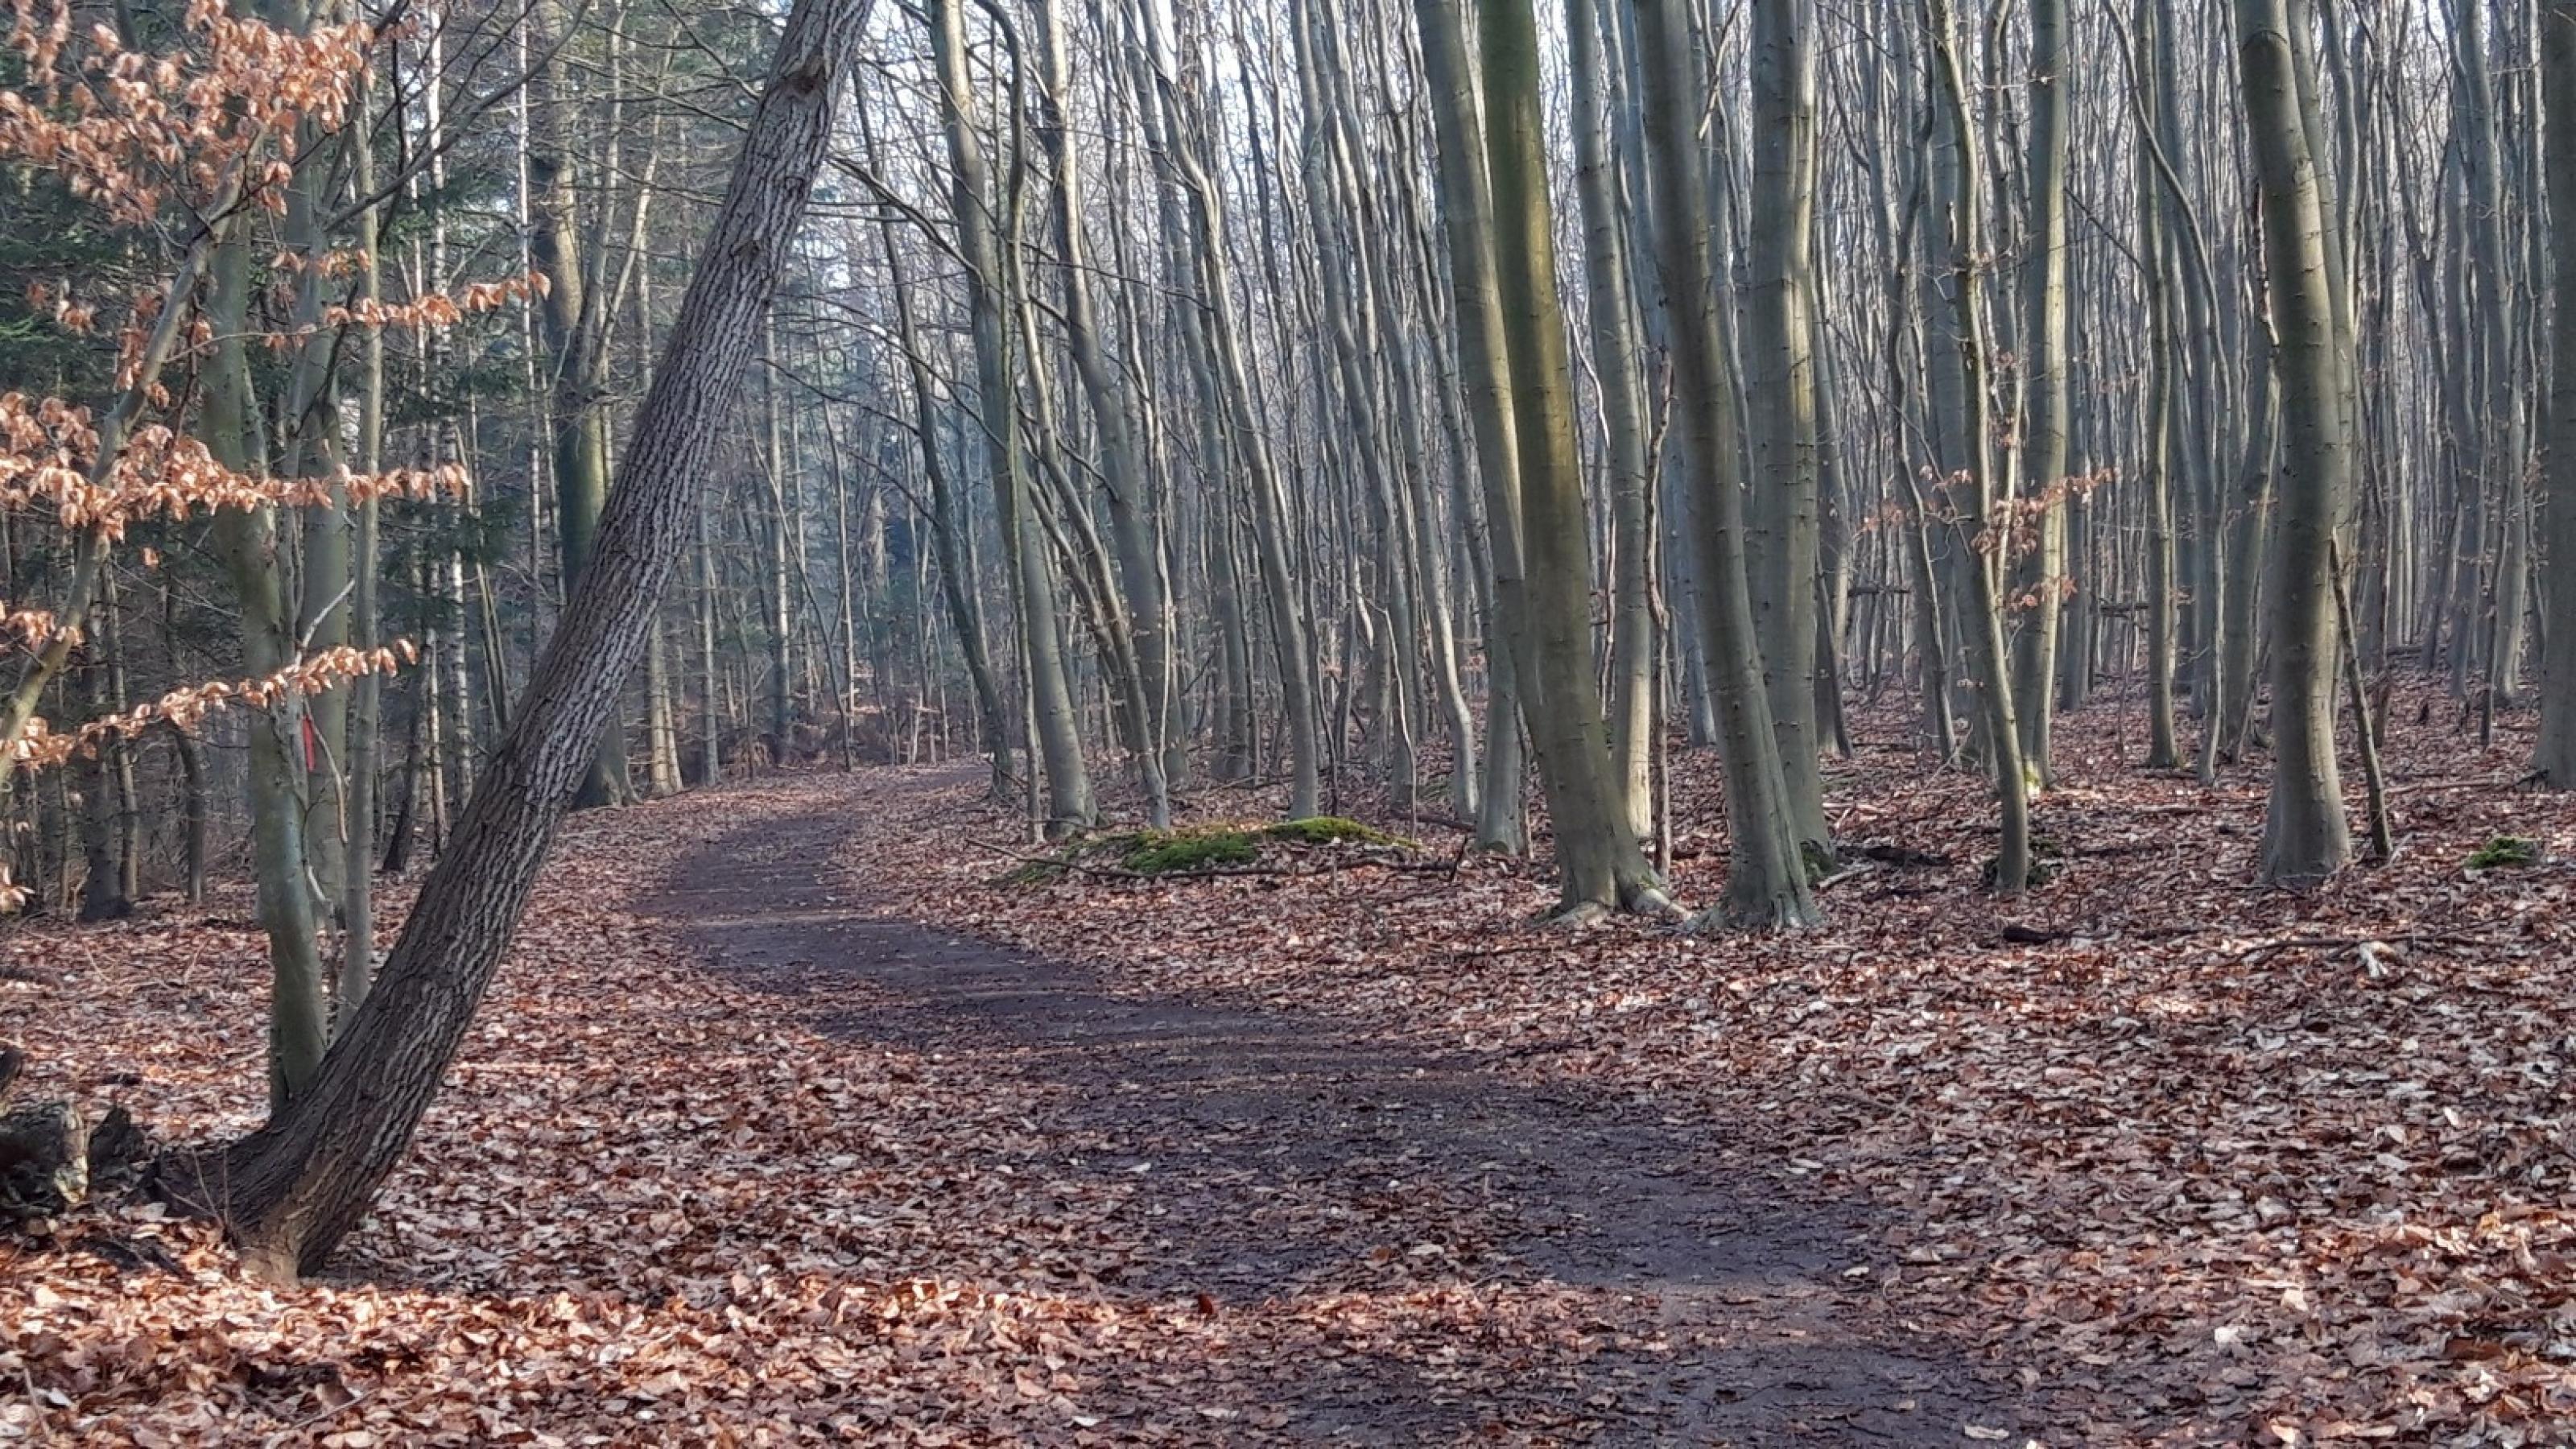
[657,785,2032,1444]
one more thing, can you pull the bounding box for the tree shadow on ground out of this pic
[656,806,2037,1444]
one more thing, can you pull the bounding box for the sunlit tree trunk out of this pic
[1567,0,1655,840]
[2010,0,2070,783]
[182,0,869,1277]
[1410,0,1530,855]
[1474,0,1667,917]
[1631,0,1818,926]
[2242,0,2353,882]
[927,0,1092,834]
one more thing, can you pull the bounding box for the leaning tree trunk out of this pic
[165,0,869,1278]
[2241,0,2353,882]
[2536,0,2576,785]
[530,0,634,811]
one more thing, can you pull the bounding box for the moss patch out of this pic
[2467,835,2543,871]
[1120,828,1261,875]
[1263,816,1408,849]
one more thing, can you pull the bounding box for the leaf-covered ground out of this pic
[5,691,2574,1444]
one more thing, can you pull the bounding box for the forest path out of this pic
[657,774,2030,1445]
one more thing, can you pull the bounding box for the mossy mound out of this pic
[1262,815,1406,848]
[2467,835,2543,871]
[1120,827,1261,874]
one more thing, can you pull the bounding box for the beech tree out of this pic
[2241,0,2353,882]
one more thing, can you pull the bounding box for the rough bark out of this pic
[165,0,869,1278]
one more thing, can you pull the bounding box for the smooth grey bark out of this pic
[1478,0,1666,917]
[1034,0,1171,825]
[2132,0,2182,770]
[1925,0,2031,894]
[1631,0,1818,927]
[1409,0,1530,856]
[2010,0,2070,783]
[202,221,330,1110]
[1745,0,1831,861]
[2535,0,2576,784]
[2242,0,2354,882]
[1568,0,1656,840]
[927,0,1092,835]
[1138,23,1323,819]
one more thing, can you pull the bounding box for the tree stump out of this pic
[1,1100,89,1218]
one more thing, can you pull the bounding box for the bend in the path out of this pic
[654,782,2036,1443]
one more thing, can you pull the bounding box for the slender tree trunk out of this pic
[1746,0,1831,861]
[2540,0,2576,785]
[1567,0,1655,840]
[2011,0,2070,783]
[929,0,1090,830]
[1409,0,1529,854]
[203,232,328,1108]
[1926,0,2032,894]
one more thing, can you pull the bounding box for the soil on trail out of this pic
[658,787,2034,1445]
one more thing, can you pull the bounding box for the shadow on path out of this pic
[654,794,2030,1444]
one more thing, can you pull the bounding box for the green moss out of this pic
[1120,828,1260,874]
[997,856,1071,887]
[1800,839,1839,884]
[1262,815,1406,848]
[2467,835,2543,871]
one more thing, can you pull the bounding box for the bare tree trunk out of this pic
[2242,0,2354,883]
[171,0,869,1278]
[1746,0,1831,861]
[1473,0,1667,918]
[1567,0,1655,840]
[203,230,328,1108]
[929,0,1091,832]
[1410,0,1530,856]
[1925,0,2032,894]
[2542,0,2576,786]
[2010,0,2070,783]
[1630,0,1818,927]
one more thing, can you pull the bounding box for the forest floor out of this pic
[6,691,2576,1445]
